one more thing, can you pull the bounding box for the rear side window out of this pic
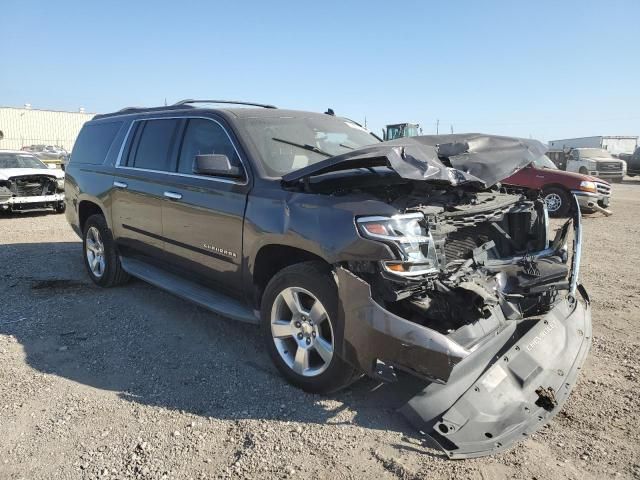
[177,118,241,174]
[71,121,122,164]
[130,119,180,171]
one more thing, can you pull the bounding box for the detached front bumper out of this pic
[336,200,591,458]
[401,286,591,458]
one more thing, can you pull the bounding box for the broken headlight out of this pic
[56,178,65,191]
[357,213,439,276]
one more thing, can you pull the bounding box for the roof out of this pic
[92,107,329,120]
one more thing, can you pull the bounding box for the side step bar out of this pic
[120,257,258,324]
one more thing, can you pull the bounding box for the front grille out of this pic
[597,161,622,172]
[10,176,56,197]
[595,182,611,195]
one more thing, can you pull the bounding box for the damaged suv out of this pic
[65,101,591,459]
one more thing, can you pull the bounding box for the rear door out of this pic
[160,116,250,296]
[111,117,181,259]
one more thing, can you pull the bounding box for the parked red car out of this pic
[503,155,611,217]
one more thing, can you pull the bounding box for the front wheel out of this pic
[543,187,572,217]
[261,262,360,394]
[54,201,65,214]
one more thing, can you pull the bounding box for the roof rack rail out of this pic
[172,99,277,109]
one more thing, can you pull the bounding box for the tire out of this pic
[543,187,571,218]
[579,167,588,174]
[611,177,624,184]
[54,201,66,214]
[261,261,360,394]
[82,214,129,287]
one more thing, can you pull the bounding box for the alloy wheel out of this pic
[544,192,562,213]
[85,226,106,278]
[270,286,334,377]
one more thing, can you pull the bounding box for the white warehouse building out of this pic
[0,105,95,151]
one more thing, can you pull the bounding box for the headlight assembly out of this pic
[56,178,65,190]
[357,213,439,276]
[578,180,596,193]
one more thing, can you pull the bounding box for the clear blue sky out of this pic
[2,0,639,141]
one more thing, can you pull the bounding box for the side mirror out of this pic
[193,154,242,178]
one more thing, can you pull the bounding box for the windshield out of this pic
[533,155,557,169]
[577,148,613,159]
[0,153,48,169]
[241,115,380,177]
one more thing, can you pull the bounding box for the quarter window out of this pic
[71,121,123,165]
[130,119,180,171]
[177,119,241,175]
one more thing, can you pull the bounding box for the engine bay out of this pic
[336,179,571,350]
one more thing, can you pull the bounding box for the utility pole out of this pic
[450,124,454,134]
[436,119,439,134]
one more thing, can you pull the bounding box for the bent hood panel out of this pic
[400,288,592,459]
[282,134,547,188]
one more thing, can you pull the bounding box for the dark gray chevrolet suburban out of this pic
[65,100,591,458]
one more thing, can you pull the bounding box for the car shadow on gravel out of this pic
[0,242,439,453]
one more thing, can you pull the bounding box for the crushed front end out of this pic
[0,174,65,212]
[337,189,591,458]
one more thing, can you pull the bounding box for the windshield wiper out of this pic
[272,137,332,157]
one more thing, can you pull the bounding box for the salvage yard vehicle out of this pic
[503,154,611,216]
[617,146,640,177]
[64,100,591,459]
[21,144,69,168]
[548,147,625,183]
[0,150,65,213]
[382,122,421,140]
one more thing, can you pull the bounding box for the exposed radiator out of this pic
[10,176,56,197]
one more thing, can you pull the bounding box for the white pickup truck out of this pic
[548,147,626,183]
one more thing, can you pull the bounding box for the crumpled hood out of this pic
[282,133,547,189]
[0,168,64,181]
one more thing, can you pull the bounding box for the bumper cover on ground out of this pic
[400,285,591,458]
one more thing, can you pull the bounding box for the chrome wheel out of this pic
[85,226,106,278]
[544,192,562,213]
[270,286,334,377]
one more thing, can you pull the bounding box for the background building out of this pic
[0,105,95,151]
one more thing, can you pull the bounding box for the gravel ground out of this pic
[1,181,639,480]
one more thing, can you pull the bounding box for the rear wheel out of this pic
[543,187,571,218]
[83,214,129,287]
[261,262,359,394]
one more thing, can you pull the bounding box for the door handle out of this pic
[113,181,128,188]
[535,175,545,179]
[164,191,183,200]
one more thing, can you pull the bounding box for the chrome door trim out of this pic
[114,115,249,186]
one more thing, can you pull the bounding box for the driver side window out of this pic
[177,118,241,175]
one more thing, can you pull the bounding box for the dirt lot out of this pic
[1,181,639,480]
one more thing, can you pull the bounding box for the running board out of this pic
[120,257,258,324]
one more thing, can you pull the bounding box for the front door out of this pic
[160,117,250,296]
